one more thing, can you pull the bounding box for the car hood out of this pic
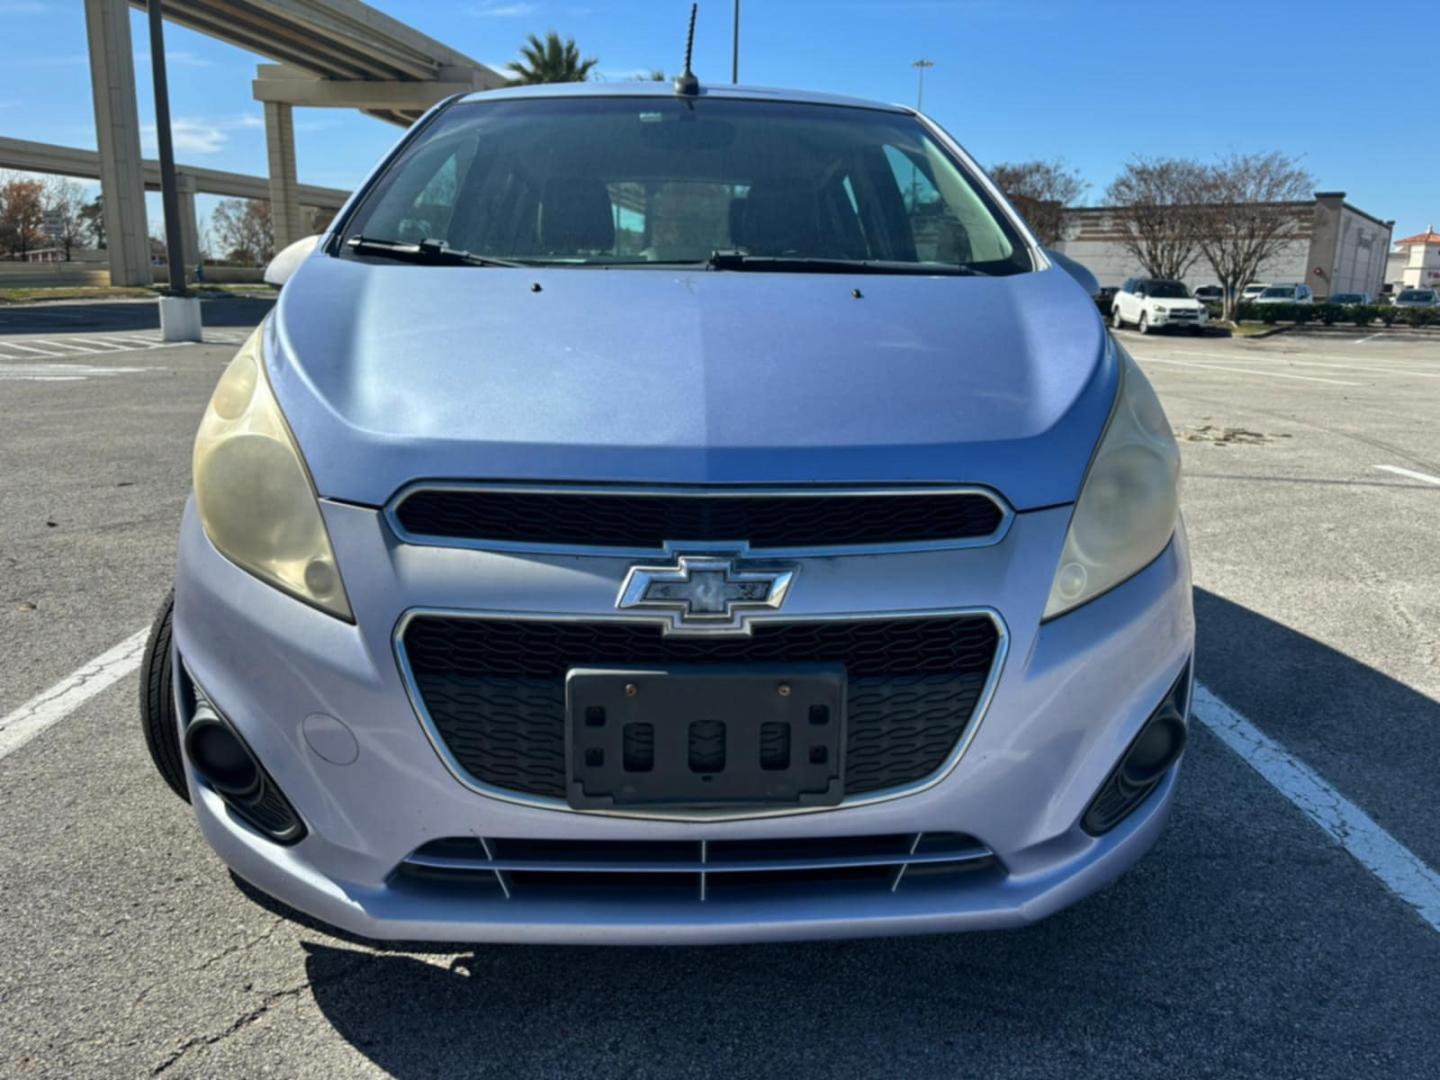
[266,254,1116,510]
[1144,296,1204,309]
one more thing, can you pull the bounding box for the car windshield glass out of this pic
[1398,290,1432,301]
[1145,282,1189,298]
[337,96,1031,275]
[1261,287,1295,298]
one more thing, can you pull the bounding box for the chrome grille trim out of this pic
[383,481,1015,558]
[393,605,1010,823]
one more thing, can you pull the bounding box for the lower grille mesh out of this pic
[401,616,1001,803]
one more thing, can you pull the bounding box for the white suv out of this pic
[1111,278,1209,334]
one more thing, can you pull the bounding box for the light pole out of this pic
[732,0,740,83]
[912,58,934,112]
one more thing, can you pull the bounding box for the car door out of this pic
[1121,281,1143,323]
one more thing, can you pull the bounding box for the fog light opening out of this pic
[1082,668,1190,836]
[1119,706,1187,789]
[184,711,261,802]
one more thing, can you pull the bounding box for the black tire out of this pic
[139,589,189,802]
[1138,312,1150,335]
[1111,306,1125,330]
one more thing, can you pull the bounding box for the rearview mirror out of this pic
[264,234,321,289]
[1045,248,1099,298]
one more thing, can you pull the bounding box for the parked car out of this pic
[137,79,1192,946]
[1254,284,1313,305]
[1240,282,1270,303]
[1393,288,1440,308]
[1327,292,1369,306]
[1193,285,1224,305]
[1111,277,1209,334]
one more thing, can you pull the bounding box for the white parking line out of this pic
[1374,464,1440,487]
[1193,684,1440,933]
[1138,356,1362,387]
[0,629,149,762]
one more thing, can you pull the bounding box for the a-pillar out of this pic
[84,0,151,286]
[264,100,304,250]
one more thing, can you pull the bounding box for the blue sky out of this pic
[1,0,1435,243]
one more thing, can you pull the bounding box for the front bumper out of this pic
[173,498,1194,944]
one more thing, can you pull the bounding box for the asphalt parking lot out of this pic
[1,300,1438,1078]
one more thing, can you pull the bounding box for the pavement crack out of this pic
[148,952,371,1076]
[194,917,286,972]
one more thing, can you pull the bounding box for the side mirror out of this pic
[264,234,321,288]
[1045,248,1100,298]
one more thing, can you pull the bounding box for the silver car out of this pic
[139,80,1193,945]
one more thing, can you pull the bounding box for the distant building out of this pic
[1390,227,1440,291]
[1055,192,1392,300]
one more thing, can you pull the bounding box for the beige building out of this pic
[1055,192,1393,300]
[1391,227,1440,290]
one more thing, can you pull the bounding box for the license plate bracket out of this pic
[565,664,846,810]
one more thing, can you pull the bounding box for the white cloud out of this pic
[135,49,216,69]
[139,114,264,156]
[471,1,537,16]
[142,119,228,155]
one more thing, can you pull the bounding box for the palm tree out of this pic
[506,32,598,85]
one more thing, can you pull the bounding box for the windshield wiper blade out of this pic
[704,250,987,276]
[345,236,523,268]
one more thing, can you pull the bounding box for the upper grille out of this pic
[391,486,1007,551]
[400,615,1001,805]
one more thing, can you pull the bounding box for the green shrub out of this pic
[1294,304,1314,325]
[1352,305,1373,328]
[1318,303,1339,326]
[1380,305,1398,326]
[1260,303,1281,324]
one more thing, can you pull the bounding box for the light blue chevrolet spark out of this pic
[139,78,1192,945]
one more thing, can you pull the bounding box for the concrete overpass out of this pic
[0,135,348,268]
[80,0,503,285]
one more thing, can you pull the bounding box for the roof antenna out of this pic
[674,3,700,96]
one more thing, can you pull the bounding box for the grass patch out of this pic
[0,285,160,304]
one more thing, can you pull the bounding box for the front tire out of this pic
[1138,312,1150,335]
[1112,307,1125,330]
[139,590,189,802]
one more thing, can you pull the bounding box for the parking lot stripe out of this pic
[1138,357,1362,387]
[0,629,148,762]
[1193,683,1440,933]
[1374,464,1440,487]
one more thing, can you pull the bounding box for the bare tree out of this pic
[988,160,1086,246]
[210,197,274,264]
[1105,157,1206,282]
[41,177,89,260]
[80,193,106,249]
[1191,152,1314,321]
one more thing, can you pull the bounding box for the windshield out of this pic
[1398,290,1434,302]
[1261,287,1295,298]
[1145,281,1190,299]
[337,96,1031,274]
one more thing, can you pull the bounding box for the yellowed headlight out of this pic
[1044,340,1180,620]
[193,324,352,620]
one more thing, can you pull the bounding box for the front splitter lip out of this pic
[192,767,1181,946]
[391,604,1011,823]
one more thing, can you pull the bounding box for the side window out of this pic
[881,144,973,263]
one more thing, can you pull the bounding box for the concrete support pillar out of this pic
[175,171,201,273]
[84,0,151,286]
[264,100,304,251]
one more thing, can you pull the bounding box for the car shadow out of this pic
[1193,587,1440,869]
[0,296,273,335]
[232,587,1440,1077]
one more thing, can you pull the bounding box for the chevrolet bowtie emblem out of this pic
[617,554,797,634]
